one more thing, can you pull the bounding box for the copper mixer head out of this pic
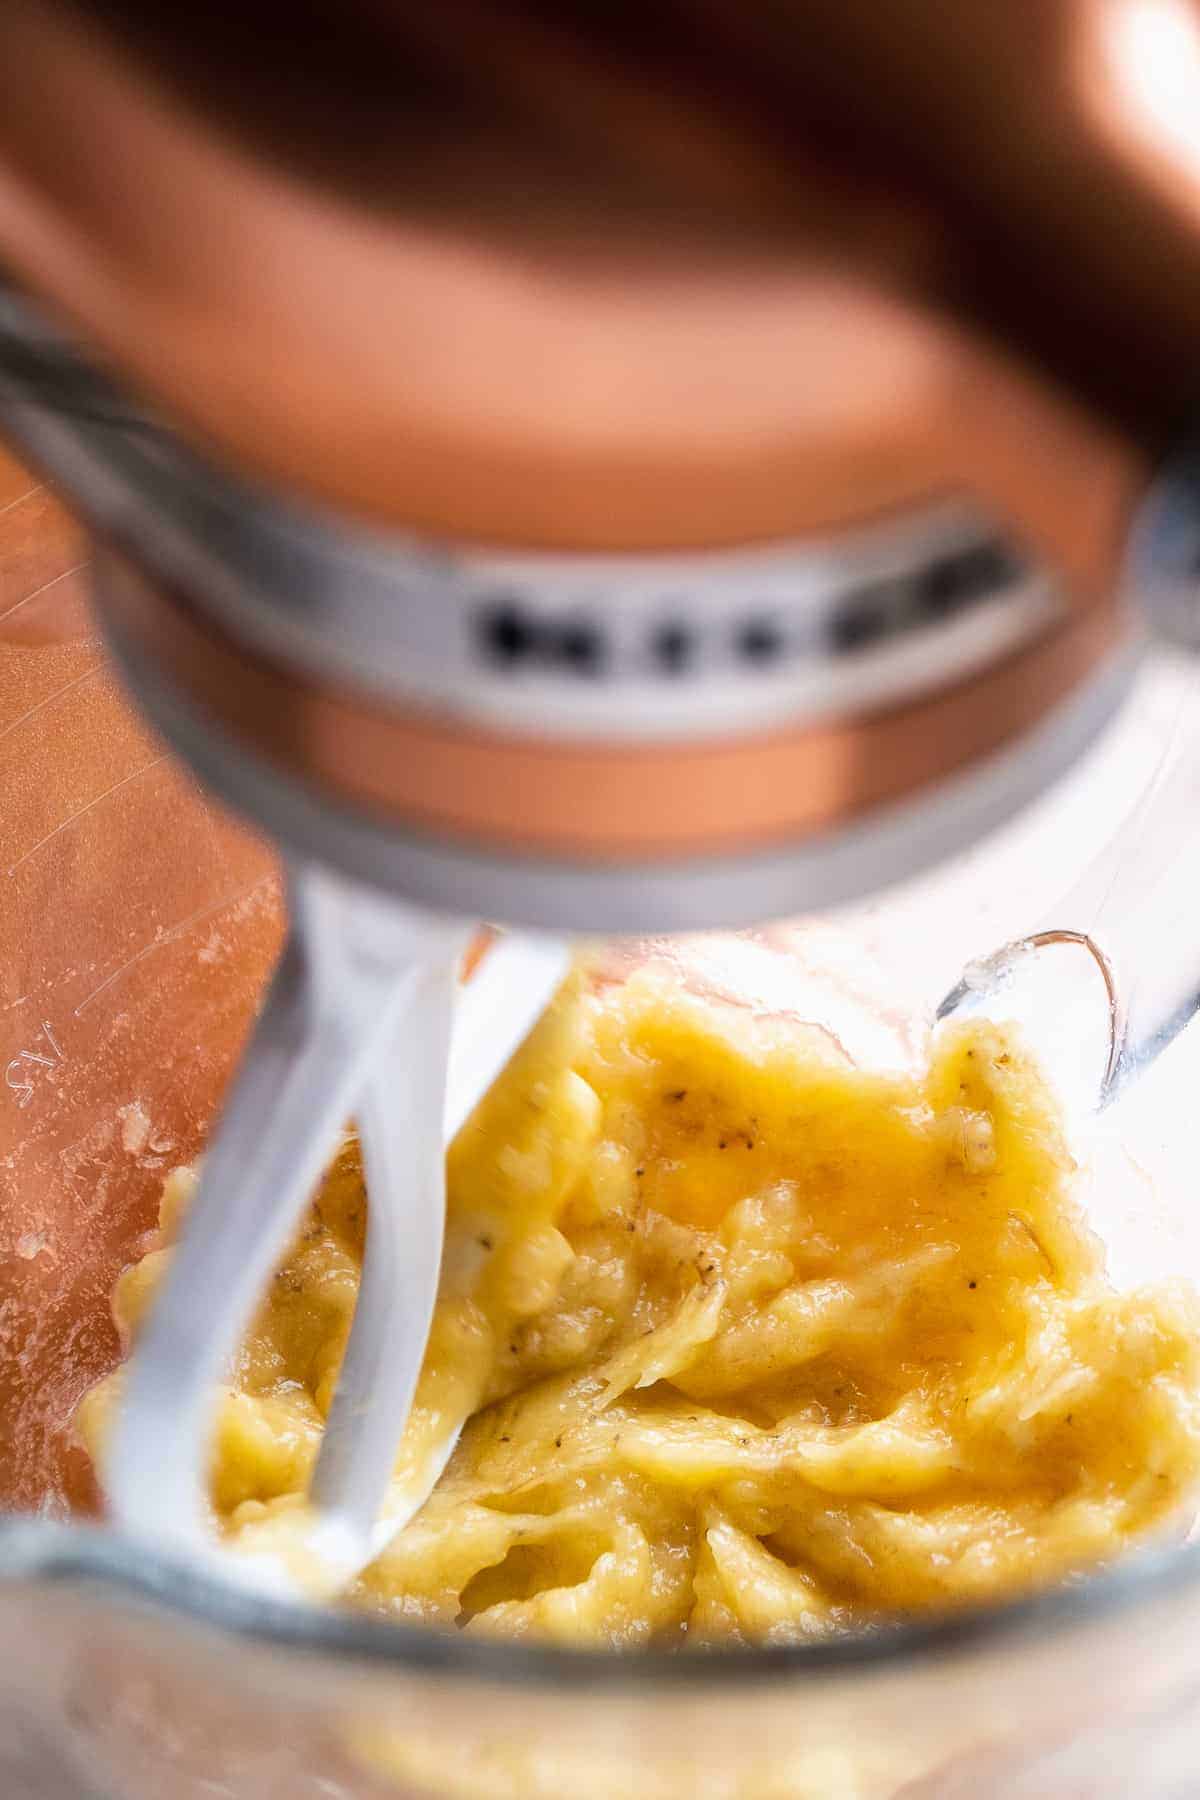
[0,281,1132,930]
[0,0,1197,927]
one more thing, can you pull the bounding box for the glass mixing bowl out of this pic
[6,440,1200,1799]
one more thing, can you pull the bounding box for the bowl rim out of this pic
[1,1514,1196,1691]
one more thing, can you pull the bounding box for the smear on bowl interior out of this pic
[78,956,1200,1646]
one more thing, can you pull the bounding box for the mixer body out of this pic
[3,1,1196,931]
[0,280,1138,932]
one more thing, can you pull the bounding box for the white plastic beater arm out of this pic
[308,931,571,1575]
[104,864,461,1568]
[306,947,460,1564]
[444,934,572,1140]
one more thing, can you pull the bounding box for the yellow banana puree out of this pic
[79,959,1200,1646]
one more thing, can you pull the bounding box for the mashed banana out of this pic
[79,961,1200,1646]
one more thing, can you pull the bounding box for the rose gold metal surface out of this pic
[0,442,38,511]
[0,458,283,1516]
[99,546,1126,862]
[0,445,90,648]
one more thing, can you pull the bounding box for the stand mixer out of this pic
[3,0,1200,1596]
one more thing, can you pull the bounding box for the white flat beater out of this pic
[105,859,569,1600]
